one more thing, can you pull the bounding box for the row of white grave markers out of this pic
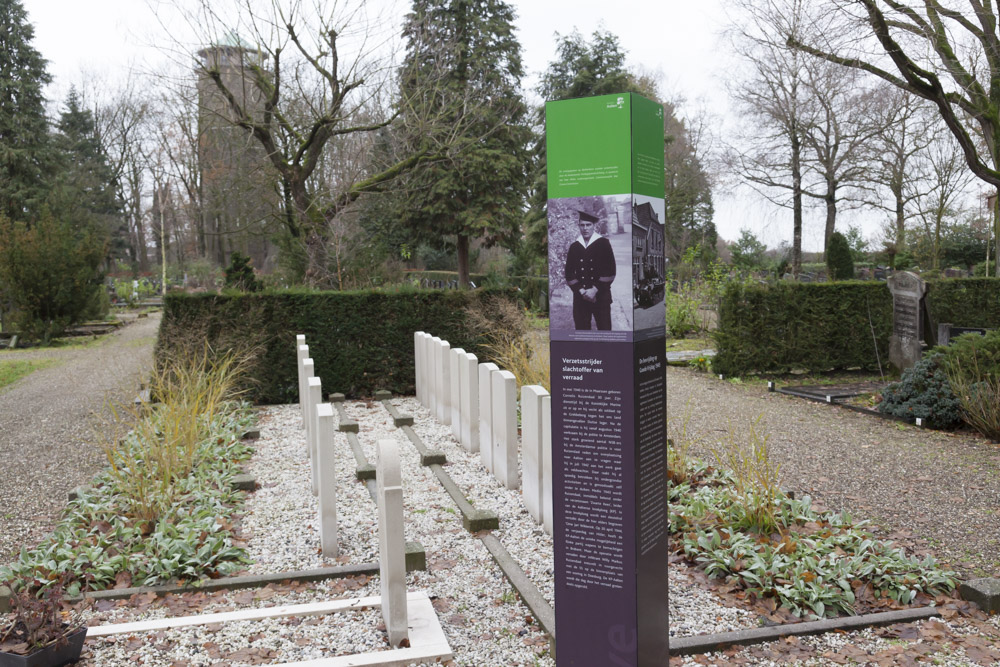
[294,337,411,647]
[413,331,553,533]
[295,335,338,557]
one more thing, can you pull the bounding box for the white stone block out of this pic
[423,333,434,409]
[438,340,451,425]
[302,358,315,457]
[376,438,408,647]
[314,403,338,557]
[478,363,498,472]
[307,376,322,497]
[492,370,519,490]
[297,345,309,427]
[414,332,423,405]
[521,385,548,524]
[460,353,479,452]
[430,337,441,418]
[450,348,464,441]
[542,393,553,536]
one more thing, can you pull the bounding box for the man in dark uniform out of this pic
[565,210,616,330]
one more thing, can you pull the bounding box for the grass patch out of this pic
[0,358,58,389]
[666,337,713,352]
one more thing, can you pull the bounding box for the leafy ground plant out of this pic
[0,574,82,655]
[0,350,256,595]
[669,460,958,619]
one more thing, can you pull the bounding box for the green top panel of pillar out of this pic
[545,93,665,200]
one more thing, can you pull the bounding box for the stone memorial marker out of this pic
[888,271,927,372]
[491,370,519,491]
[414,332,424,405]
[297,343,309,425]
[541,393,553,536]
[314,403,338,557]
[521,385,549,524]
[478,363,499,472]
[430,337,442,417]
[460,352,479,453]
[422,333,434,410]
[450,348,465,441]
[376,438,408,647]
[302,358,315,456]
[307,376,322,496]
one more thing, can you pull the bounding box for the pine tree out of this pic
[0,0,52,220]
[397,0,532,286]
[49,87,123,261]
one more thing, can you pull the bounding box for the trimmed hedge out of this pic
[713,277,1000,375]
[157,288,514,403]
[712,281,894,375]
[925,278,1000,329]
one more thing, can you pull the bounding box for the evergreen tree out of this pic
[826,231,854,281]
[0,0,52,220]
[397,0,532,286]
[50,87,123,260]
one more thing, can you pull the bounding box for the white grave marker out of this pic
[460,352,479,452]
[437,339,451,425]
[376,438,408,647]
[307,377,322,496]
[450,348,464,441]
[430,337,442,418]
[302,358,315,458]
[521,385,548,524]
[492,370,519,490]
[478,362,498,472]
[541,393,553,536]
[314,403,338,556]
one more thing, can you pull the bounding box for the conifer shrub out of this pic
[878,352,962,428]
[826,232,854,281]
[223,252,263,292]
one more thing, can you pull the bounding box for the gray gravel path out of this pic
[668,366,1000,579]
[0,314,160,561]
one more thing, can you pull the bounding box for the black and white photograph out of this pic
[631,194,666,332]
[547,194,633,336]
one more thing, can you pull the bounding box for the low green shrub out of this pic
[0,402,254,595]
[940,330,1000,440]
[669,460,957,619]
[223,252,263,292]
[666,284,699,338]
[878,353,962,428]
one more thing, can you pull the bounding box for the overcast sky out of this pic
[21,0,871,252]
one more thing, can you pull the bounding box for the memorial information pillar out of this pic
[547,93,668,665]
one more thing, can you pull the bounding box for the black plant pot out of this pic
[0,626,86,667]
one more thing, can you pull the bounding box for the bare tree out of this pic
[157,0,460,285]
[725,0,815,274]
[797,59,888,252]
[913,132,976,269]
[79,70,154,270]
[788,0,1000,274]
[863,86,939,250]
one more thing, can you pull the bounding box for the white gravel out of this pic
[71,395,784,666]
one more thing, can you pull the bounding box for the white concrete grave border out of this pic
[85,591,452,667]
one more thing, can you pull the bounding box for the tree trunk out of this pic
[791,129,803,276]
[894,183,905,250]
[995,192,999,277]
[457,234,471,288]
[824,181,837,255]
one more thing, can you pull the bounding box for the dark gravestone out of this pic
[888,271,927,372]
